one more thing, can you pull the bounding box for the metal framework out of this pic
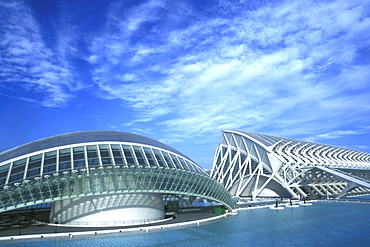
[211,130,370,199]
[0,131,233,213]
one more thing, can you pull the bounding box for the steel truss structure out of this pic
[211,130,370,199]
[0,131,233,214]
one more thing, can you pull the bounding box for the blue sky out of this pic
[1,0,370,169]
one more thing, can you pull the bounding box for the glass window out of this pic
[86,145,100,168]
[88,158,100,166]
[99,144,112,165]
[59,148,70,155]
[59,162,71,171]
[111,144,124,164]
[45,151,57,158]
[153,149,166,168]
[44,151,57,174]
[162,152,175,169]
[178,157,189,171]
[143,147,157,166]
[74,160,85,169]
[0,163,10,186]
[87,145,98,157]
[43,164,56,174]
[59,148,71,171]
[133,146,147,166]
[59,148,70,162]
[185,160,196,172]
[73,146,84,160]
[73,146,86,169]
[26,154,42,178]
[170,154,183,169]
[8,158,27,183]
[114,157,124,164]
[111,144,122,156]
[99,144,110,157]
[122,145,135,165]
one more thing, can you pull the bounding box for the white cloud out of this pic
[88,0,370,143]
[0,1,78,107]
[304,127,370,143]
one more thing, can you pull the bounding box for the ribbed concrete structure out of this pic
[211,130,370,199]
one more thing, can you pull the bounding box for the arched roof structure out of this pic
[0,131,192,163]
[0,131,233,216]
[211,130,370,199]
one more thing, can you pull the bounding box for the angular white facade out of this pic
[211,130,370,199]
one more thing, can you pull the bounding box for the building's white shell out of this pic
[211,130,370,199]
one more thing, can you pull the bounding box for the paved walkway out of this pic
[0,207,234,241]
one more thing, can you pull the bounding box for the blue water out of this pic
[2,202,370,247]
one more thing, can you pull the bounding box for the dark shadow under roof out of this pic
[0,131,192,163]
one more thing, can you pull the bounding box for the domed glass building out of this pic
[0,131,233,226]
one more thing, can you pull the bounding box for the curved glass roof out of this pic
[0,131,192,163]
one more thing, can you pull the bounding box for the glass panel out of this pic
[44,151,57,174]
[114,157,124,164]
[26,154,42,178]
[27,168,41,178]
[88,158,100,167]
[170,154,183,169]
[111,144,124,164]
[74,160,85,169]
[99,144,110,157]
[185,160,196,172]
[162,152,175,168]
[99,144,111,165]
[143,147,157,166]
[73,146,86,169]
[59,148,71,171]
[122,145,135,165]
[178,157,189,171]
[133,146,146,166]
[111,144,122,156]
[45,151,57,157]
[73,146,84,160]
[86,145,98,166]
[43,164,56,174]
[100,157,111,165]
[59,162,71,171]
[59,148,70,155]
[0,163,10,186]
[59,148,70,162]
[153,149,165,167]
[87,145,97,151]
[8,158,27,183]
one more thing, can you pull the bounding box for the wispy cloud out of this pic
[306,129,366,142]
[0,0,79,107]
[88,0,370,143]
[305,126,370,142]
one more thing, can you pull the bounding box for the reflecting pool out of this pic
[2,202,370,246]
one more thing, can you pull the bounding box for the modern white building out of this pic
[211,130,370,199]
[0,131,233,226]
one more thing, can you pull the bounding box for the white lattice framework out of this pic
[211,130,370,199]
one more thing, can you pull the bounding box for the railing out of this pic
[59,217,165,227]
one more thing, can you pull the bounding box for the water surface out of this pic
[2,202,370,246]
